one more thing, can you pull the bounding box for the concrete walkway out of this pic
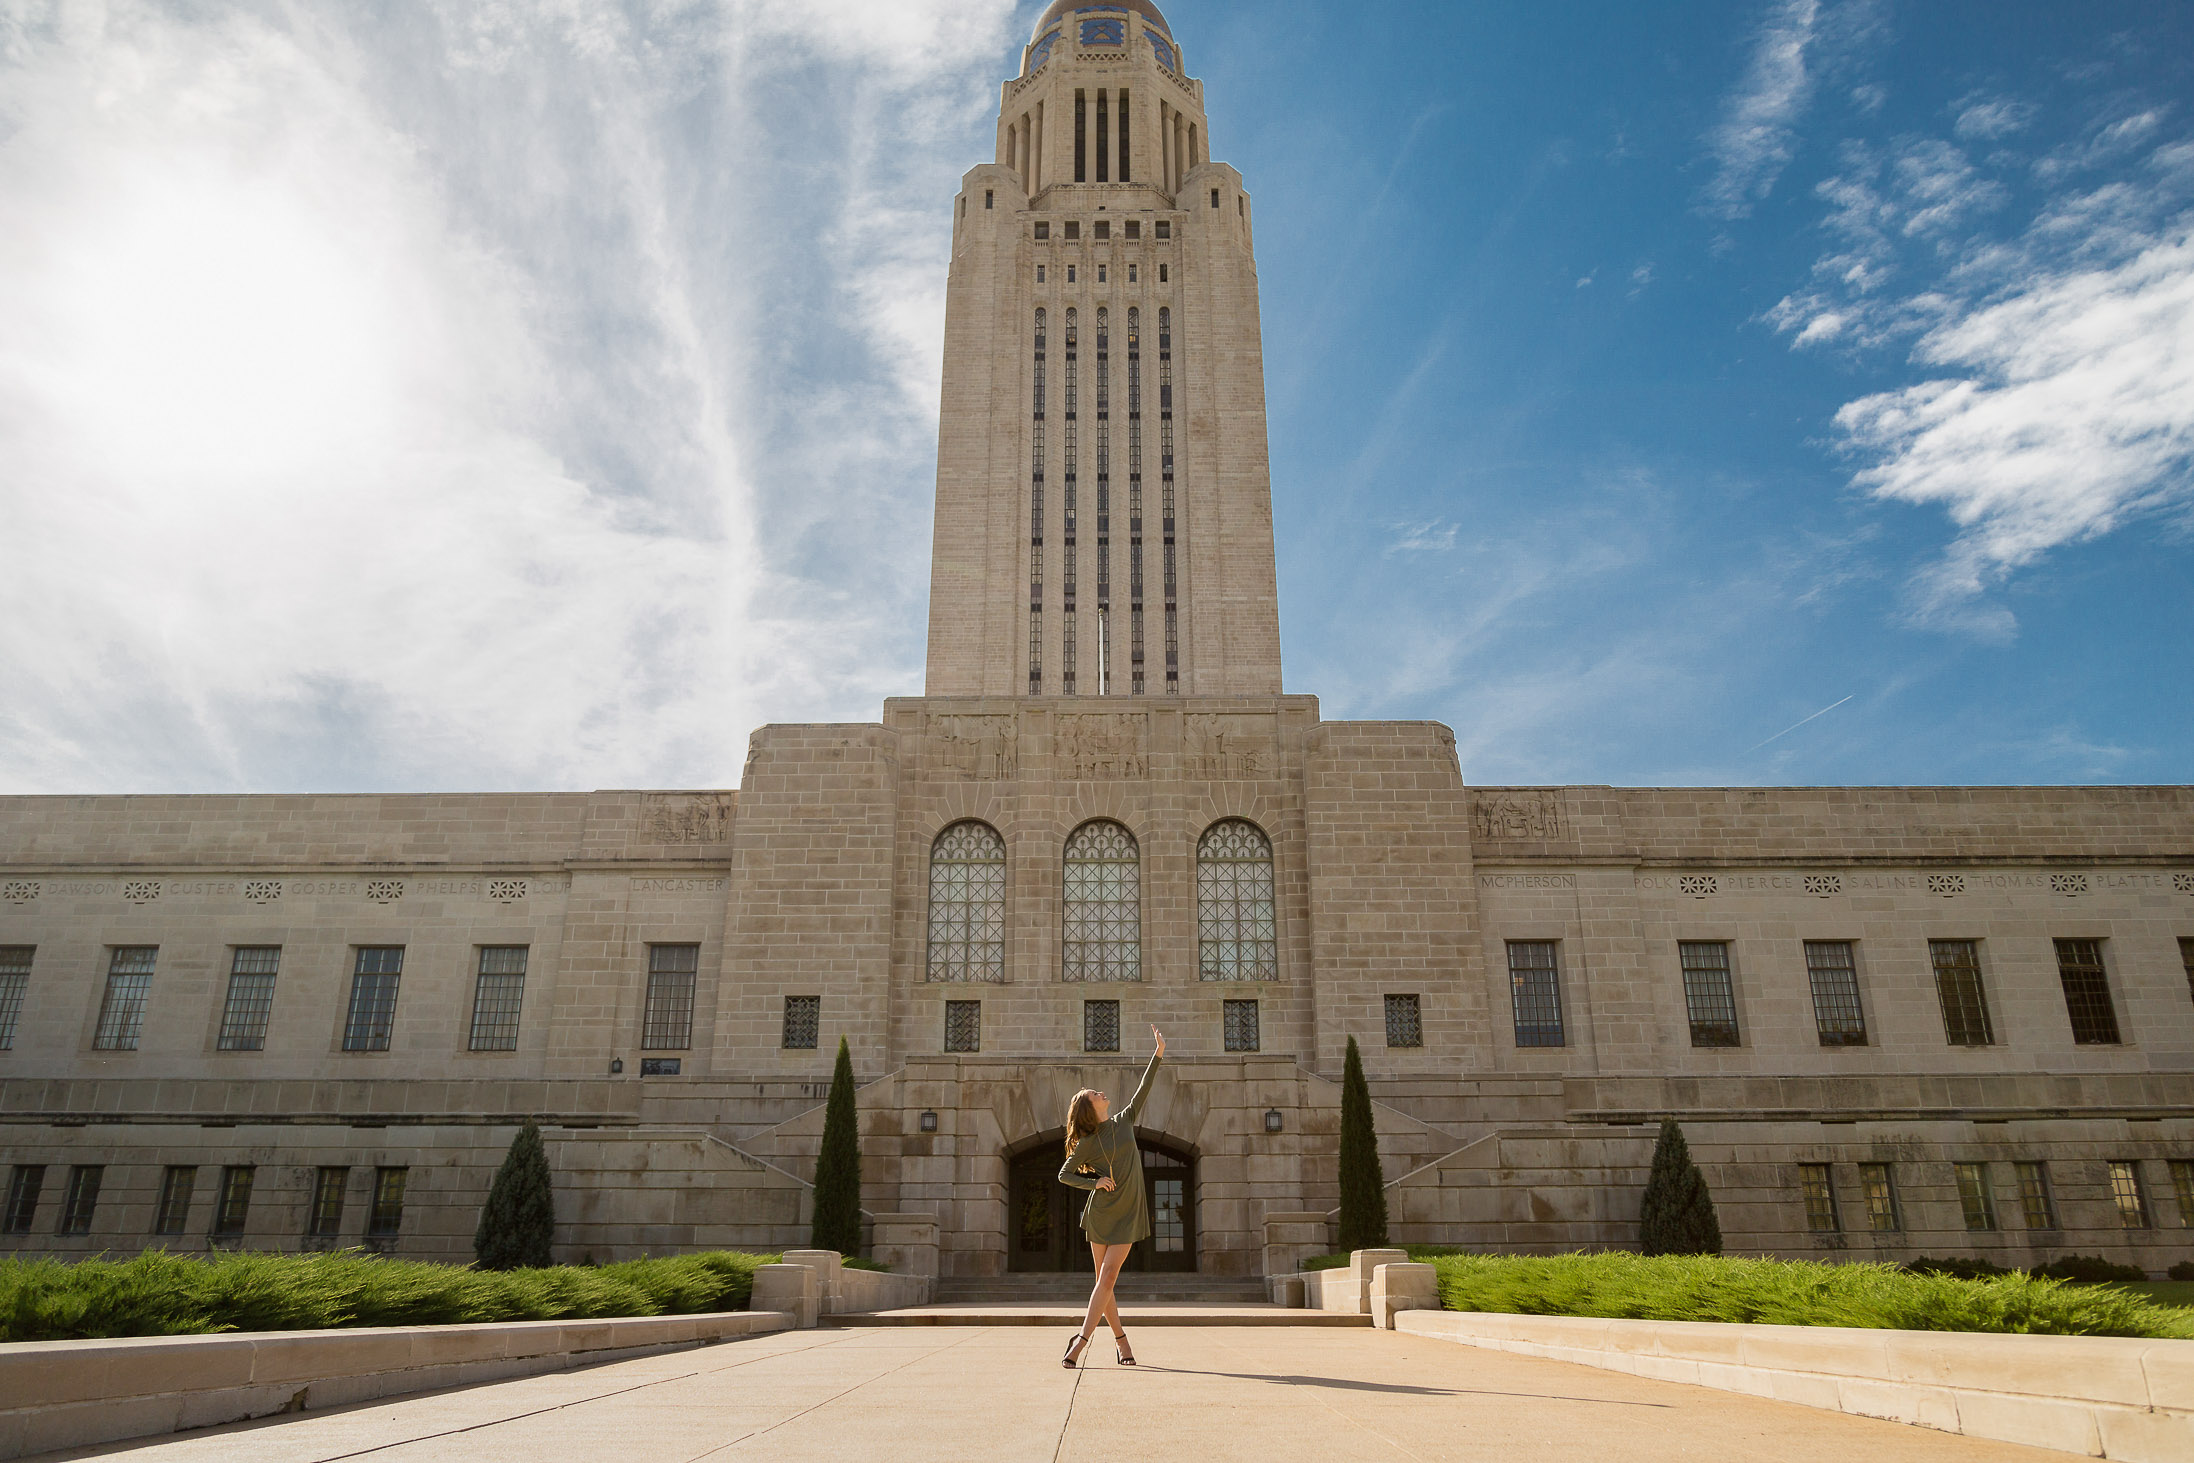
[42,1325,2086,1463]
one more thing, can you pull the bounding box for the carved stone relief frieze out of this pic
[1058,713,1147,779]
[931,715,1019,780]
[644,793,735,845]
[1471,791,1567,844]
[1183,713,1277,778]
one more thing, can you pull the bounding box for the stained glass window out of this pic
[469,946,528,1051]
[2015,1161,2057,1229]
[1084,999,1120,1052]
[93,946,156,1051]
[1803,941,1867,1046]
[2109,1160,2151,1228]
[1507,941,1565,1047]
[1064,821,1142,981]
[928,822,1007,982]
[2054,938,2120,1044]
[343,947,403,1052]
[1799,1164,1839,1231]
[1222,998,1259,1052]
[642,945,698,1050]
[218,947,280,1052]
[1954,1162,1997,1230]
[0,947,29,1050]
[1929,940,1994,1047]
[1679,942,1739,1047]
[1197,819,1276,980]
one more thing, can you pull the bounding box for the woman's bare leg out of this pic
[1081,1241,1130,1342]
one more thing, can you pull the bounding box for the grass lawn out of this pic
[2109,1280,2194,1310]
[0,1248,776,1343]
[1300,1248,2194,1340]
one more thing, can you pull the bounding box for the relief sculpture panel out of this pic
[1184,714,1277,778]
[930,716,1019,780]
[1058,713,1147,779]
[1471,791,1566,843]
[644,793,735,845]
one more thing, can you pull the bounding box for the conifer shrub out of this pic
[2031,1254,2147,1284]
[1638,1118,1721,1256]
[2168,1260,2194,1282]
[474,1119,556,1270]
[1906,1256,2012,1280]
[1336,1034,1389,1252]
[810,1037,863,1255]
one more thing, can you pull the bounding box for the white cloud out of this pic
[1385,521,1458,555]
[1702,0,1823,220]
[0,0,1018,793]
[1953,96,2034,141]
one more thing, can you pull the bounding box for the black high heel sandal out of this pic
[1062,1331,1091,1368]
[1112,1330,1135,1366]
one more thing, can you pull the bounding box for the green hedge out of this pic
[1302,1249,2194,1339]
[0,1248,775,1343]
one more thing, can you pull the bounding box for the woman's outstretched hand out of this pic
[1151,1026,1166,1059]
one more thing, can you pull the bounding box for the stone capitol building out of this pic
[4,0,2192,1281]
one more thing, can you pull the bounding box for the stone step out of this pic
[934,1276,1270,1304]
[828,1302,1369,1328]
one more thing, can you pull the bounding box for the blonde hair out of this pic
[1064,1088,1104,1159]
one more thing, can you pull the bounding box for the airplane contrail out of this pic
[1747,694,1855,754]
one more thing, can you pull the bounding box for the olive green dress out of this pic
[1057,1050,1162,1246]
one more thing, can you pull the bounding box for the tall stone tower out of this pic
[924,0,1283,699]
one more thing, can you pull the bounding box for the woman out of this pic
[1056,1025,1165,1367]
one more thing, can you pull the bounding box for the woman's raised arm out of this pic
[1120,1028,1165,1125]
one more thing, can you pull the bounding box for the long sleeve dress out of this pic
[1057,1049,1162,1246]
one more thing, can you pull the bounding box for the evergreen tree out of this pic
[1638,1117,1723,1255]
[810,1037,863,1255]
[473,1118,555,1270]
[1336,1034,1389,1251]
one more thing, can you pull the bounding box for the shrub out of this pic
[1336,1035,1388,1251]
[1906,1256,2013,1280]
[475,1119,556,1271]
[2169,1261,2194,1282]
[2031,1254,2148,1284]
[1638,1119,1721,1256]
[0,1248,774,1343]
[810,1037,863,1255]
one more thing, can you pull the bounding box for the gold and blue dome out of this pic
[1027,2,1179,74]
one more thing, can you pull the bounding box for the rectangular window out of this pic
[944,999,981,1053]
[2108,1160,2151,1228]
[2181,936,2194,1003]
[984,189,993,209]
[0,946,30,1050]
[2168,1159,2194,1228]
[1859,1162,1901,1232]
[1384,993,1423,1048]
[782,995,820,1051]
[469,946,528,1052]
[1034,222,1050,241]
[1155,221,1170,239]
[1095,220,1110,240]
[155,1166,196,1236]
[1222,998,1259,1053]
[1128,264,1137,283]
[1126,221,1141,240]
[2054,938,2121,1044]
[1506,941,1565,1047]
[58,1165,102,1235]
[1930,939,1995,1046]
[93,946,157,1050]
[1679,941,1740,1047]
[1954,1162,1998,1231]
[1084,998,1120,1053]
[1037,264,1046,284]
[217,946,281,1051]
[309,1166,348,1239]
[642,944,698,1050]
[1798,1163,1839,1232]
[1067,265,1077,283]
[368,1167,407,1239]
[1158,264,1167,282]
[2015,1161,2057,1230]
[342,947,403,1052]
[1803,941,1868,1046]
[1210,188,1220,208]
[1064,220,1081,241]
[3,1165,44,1234]
[213,1165,254,1236]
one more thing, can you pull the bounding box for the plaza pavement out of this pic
[41,1324,2086,1463]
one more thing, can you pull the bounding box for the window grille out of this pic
[1858,1162,1900,1232]
[0,946,29,1050]
[1031,309,1047,692]
[1064,821,1142,980]
[1126,306,1145,694]
[309,1167,348,1239]
[642,945,699,1050]
[58,1166,101,1236]
[1506,941,1565,1047]
[1954,1162,1998,1230]
[2108,1160,2151,1228]
[1084,999,1121,1052]
[1158,307,1177,692]
[783,995,821,1050]
[2,1166,43,1234]
[1151,1173,1186,1252]
[217,946,281,1051]
[1803,941,1867,1046]
[93,946,157,1051]
[2053,938,2120,1044]
[1196,820,1276,980]
[1064,307,1080,693]
[468,946,528,1051]
[1384,994,1423,1048]
[155,1166,195,1236]
[2015,1161,2057,1229]
[368,1167,407,1239]
[213,1166,254,1236]
[927,822,1007,982]
[1678,942,1739,1047]
[1798,1164,1838,1232]
[944,1000,981,1053]
[1222,998,1259,1052]
[2182,936,2194,1003]
[1095,307,1111,694]
[1117,90,1130,184]
[342,947,403,1052]
[1074,91,1087,182]
[2170,1159,2194,1228]
[1928,940,1994,1046]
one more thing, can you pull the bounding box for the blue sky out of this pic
[0,0,2189,794]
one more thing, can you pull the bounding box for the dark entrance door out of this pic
[1006,1140,1196,1273]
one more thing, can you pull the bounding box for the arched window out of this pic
[1062,820,1141,981]
[1197,819,1277,980]
[927,822,1006,982]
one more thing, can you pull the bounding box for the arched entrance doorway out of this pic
[1005,1137,1196,1273]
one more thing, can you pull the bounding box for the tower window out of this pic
[1065,221,1081,240]
[1096,220,1110,241]
[1068,266,1076,284]
[1064,820,1143,982]
[1038,265,1046,284]
[985,190,994,209]
[1129,265,1137,283]
[927,821,1007,982]
[1159,265,1167,283]
[1211,189,1220,208]
[1117,90,1130,184]
[1035,222,1050,241]
[1239,196,1245,217]
[1126,221,1141,240]
[1075,91,1087,183]
[1155,221,1170,239]
[1197,819,1276,980]
[1098,265,1107,283]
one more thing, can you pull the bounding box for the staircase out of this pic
[935,1274,1271,1305]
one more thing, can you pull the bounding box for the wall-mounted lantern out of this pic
[609,1058,625,1075]
[1264,1109,1284,1133]
[920,1111,940,1133]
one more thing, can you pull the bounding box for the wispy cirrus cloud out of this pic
[1701,0,1825,220]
